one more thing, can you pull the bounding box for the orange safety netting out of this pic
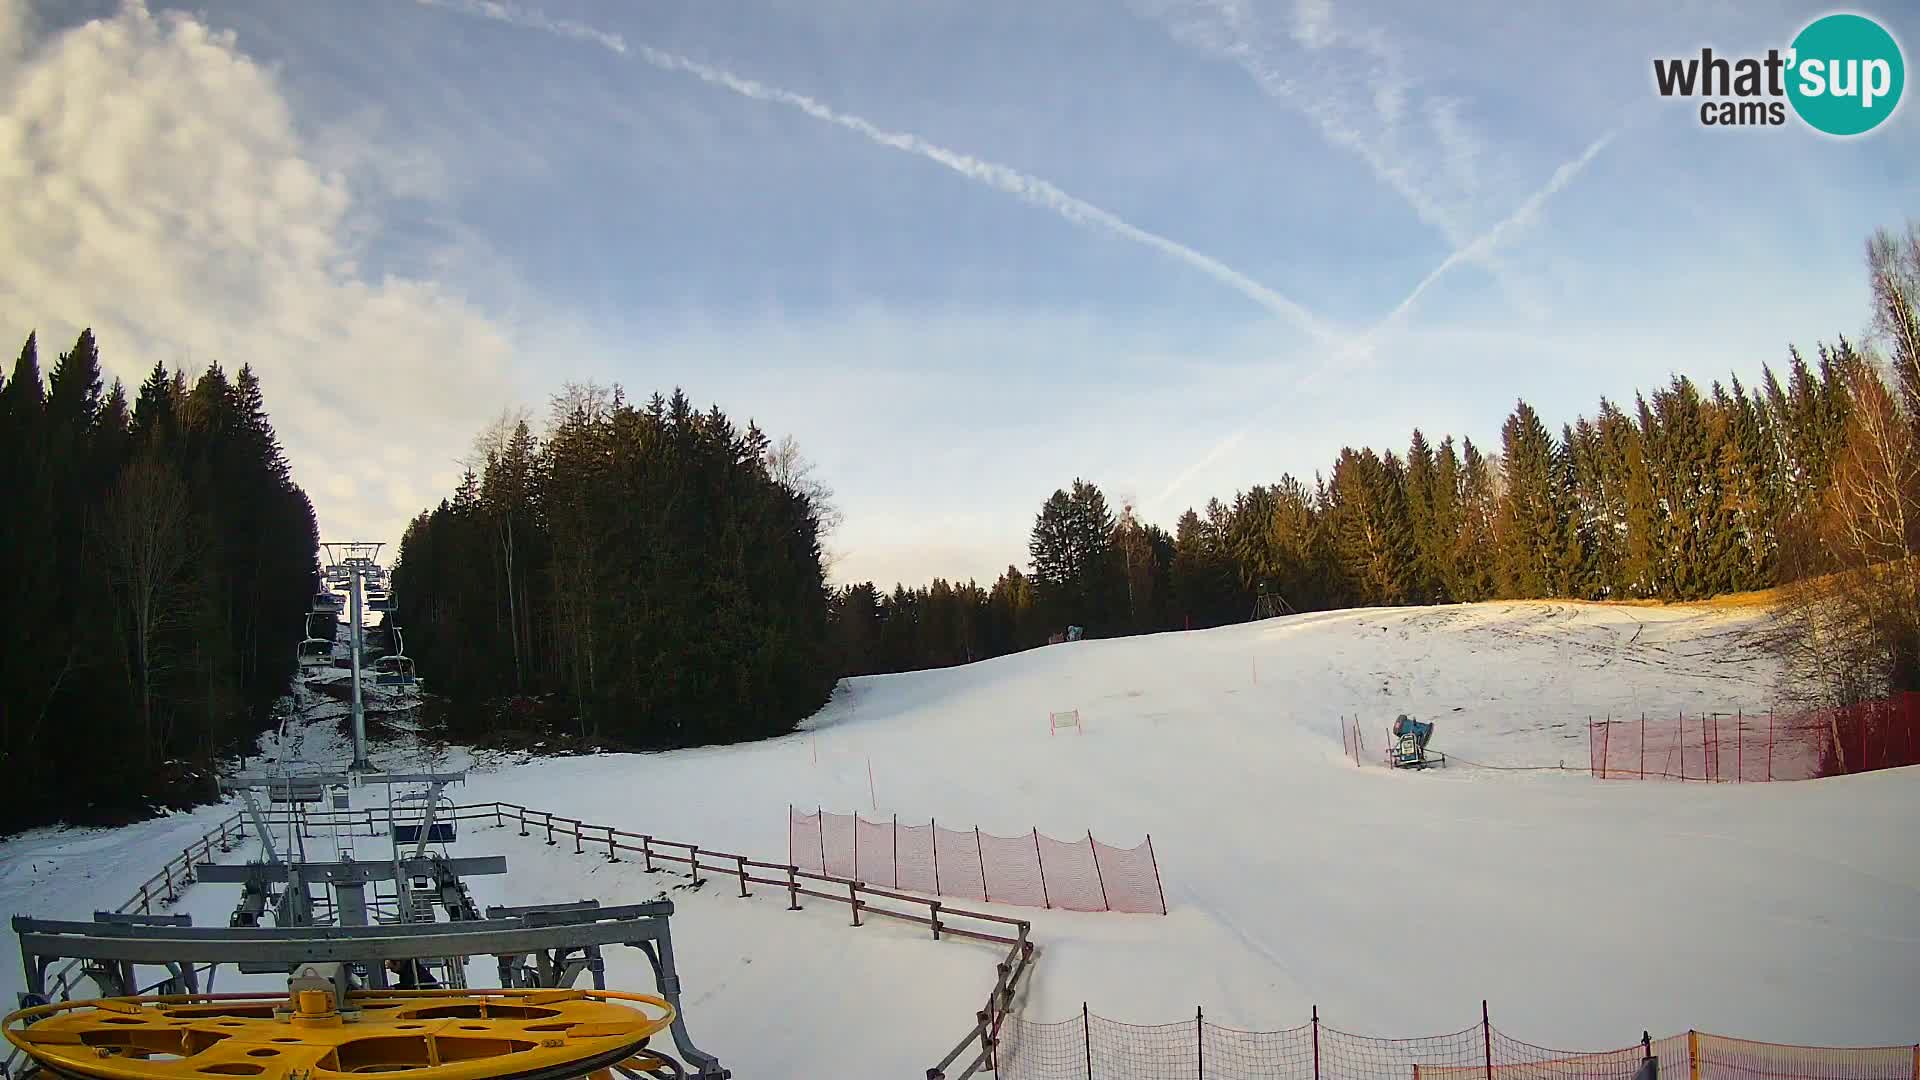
[788,808,1165,914]
[1590,692,1920,782]
[992,1010,1918,1080]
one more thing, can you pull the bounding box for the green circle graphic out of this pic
[1787,13,1905,136]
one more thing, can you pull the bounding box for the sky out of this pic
[2,0,1915,589]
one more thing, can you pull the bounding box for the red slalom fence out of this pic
[993,1002,1920,1080]
[1589,691,1920,782]
[789,807,1166,915]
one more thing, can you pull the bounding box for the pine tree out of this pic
[1493,400,1571,598]
[1404,430,1449,603]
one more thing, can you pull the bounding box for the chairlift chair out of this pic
[298,637,332,669]
[374,654,417,687]
[311,591,342,614]
[391,789,456,845]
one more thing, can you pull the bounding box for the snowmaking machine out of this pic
[1389,715,1446,770]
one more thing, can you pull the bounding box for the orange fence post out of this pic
[1600,717,1611,779]
[1737,711,1743,782]
[1687,1030,1700,1080]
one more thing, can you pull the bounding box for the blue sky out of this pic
[3,0,1915,587]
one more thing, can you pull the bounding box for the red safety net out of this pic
[1692,1033,1917,1079]
[788,808,1165,914]
[992,1011,1916,1080]
[1590,692,1920,782]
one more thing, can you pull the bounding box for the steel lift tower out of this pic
[321,541,384,771]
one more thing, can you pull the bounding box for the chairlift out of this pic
[367,594,396,613]
[374,654,417,687]
[391,789,455,844]
[298,637,332,668]
[311,591,342,614]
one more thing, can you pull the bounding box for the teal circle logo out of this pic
[1787,13,1904,135]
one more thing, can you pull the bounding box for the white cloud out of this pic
[0,0,518,549]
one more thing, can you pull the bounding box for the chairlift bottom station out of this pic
[4,769,732,1080]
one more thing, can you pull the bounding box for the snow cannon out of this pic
[1389,715,1445,770]
[3,987,697,1080]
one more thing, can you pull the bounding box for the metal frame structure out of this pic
[11,767,731,1080]
[11,902,726,1078]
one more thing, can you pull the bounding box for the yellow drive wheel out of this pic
[4,988,678,1080]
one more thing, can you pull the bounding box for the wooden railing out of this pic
[7,808,245,1071]
[267,800,1041,1076]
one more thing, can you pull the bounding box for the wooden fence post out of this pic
[786,865,802,911]
[848,881,861,927]
[736,855,750,898]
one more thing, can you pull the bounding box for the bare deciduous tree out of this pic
[1774,224,1920,707]
[102,455,197,764]
[766,434,844,572]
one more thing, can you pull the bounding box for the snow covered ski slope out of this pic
[5,599,1916,1076]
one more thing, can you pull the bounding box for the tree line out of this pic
[0,330,319,833]
[836,223,1920,708]
[392,385,837,748]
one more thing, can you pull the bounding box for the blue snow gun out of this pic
[1389,715,1445,770]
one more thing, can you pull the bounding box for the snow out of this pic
[5,599,1917,1076]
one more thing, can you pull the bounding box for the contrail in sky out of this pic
[1146,130,1616,513]
[414,0,1340,344]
